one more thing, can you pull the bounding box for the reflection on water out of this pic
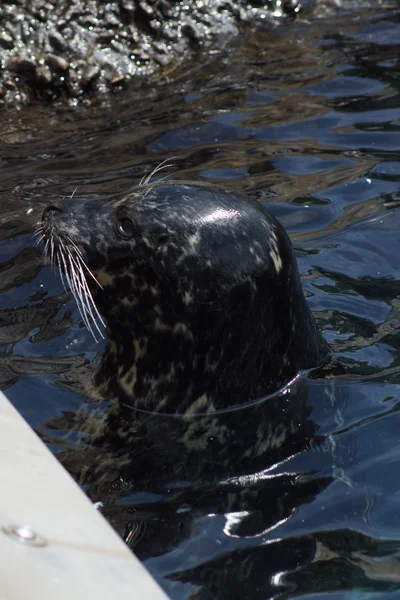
[1,4,400,599]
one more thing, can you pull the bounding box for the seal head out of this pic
[41,182,328,413]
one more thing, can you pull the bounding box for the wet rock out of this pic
[108,73,125,86]
[8,57,37,82]
[48,30,67,53]
[103,11,120,28]
[154,53,172,67]
[181,20,203,48]
[46,54,69,73]
[0,32,13,49]
[80,65,101,89]
[36,65,53,86]
[77,15,99,28]
[0,0,387,107]
[0,0,304,106]
[119,0,136,22]
[3,79,17,90]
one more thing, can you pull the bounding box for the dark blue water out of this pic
[1,5,400,599]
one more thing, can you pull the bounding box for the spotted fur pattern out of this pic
[41,182,328,414]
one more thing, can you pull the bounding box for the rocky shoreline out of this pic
[0,0,303,107]
[0,1,394,107]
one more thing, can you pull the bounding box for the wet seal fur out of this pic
[40,181,329,414]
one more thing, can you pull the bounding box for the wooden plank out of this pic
[0,390,169,600]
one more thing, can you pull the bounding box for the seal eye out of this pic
[116,217,135,240]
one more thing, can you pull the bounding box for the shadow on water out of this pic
[1,3,400,599]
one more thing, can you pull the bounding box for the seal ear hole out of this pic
[115,217,136,240]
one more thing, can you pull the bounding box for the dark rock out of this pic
[80,65,101,89]
[8,57,37,81]
[103,11,120,28]
[181,20,203,47]
[36,65,53,85]
[119,0,136,22]
[0,32,13,49]
[154,53,172,67]
[48,30,67,53]
[46,54,69,73]
[77,15,99,28]
[3,79,17,90]
[108,73,125,85]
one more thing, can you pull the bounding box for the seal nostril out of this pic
[45,204,63,214]
[43,204,63,220]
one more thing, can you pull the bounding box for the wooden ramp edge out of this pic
[0,389,169,600]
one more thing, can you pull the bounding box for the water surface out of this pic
[1,5,400,599]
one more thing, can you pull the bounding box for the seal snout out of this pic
[43,203,63,215]
[41,200,92,245]
[41,204,65,239]
[42,203,63,224]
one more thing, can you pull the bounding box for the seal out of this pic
[39,181,329,414]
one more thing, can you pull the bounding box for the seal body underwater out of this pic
[40,181,329,414]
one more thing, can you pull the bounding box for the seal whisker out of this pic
[68,250,104,323]
[50,236,55,265]
[58,246,77,298]
[33,232,45,249]
[33,225,45,246]
[143,164,174,185]
[142,174,172,199]
[66,252,96,333]
[56,249,68,293]
[66,255,95,337]
[40,211,104,342]
[58,246,95,337]
[57,246,75,296]
[65,235,104,291]
[43,238,50,265]
[81,265,104,291]
[74,259,106,337]
[65,235,85,260]
[140,157,178,186]
[67,250,105,340]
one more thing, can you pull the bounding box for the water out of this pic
[1,4,400,598]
